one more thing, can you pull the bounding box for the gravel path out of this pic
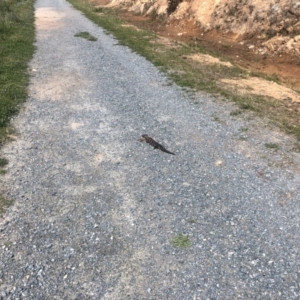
[1,0,300,298]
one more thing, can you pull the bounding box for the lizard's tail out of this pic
[162,148,176,155]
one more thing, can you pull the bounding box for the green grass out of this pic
[188,219,196,224]
[74,31,97,41]
[230,109,243,116]
[0,158,8,167]
[0,0,35,214]
[249,71,280,84]
[213,116,226,124]
[0,0,35,141]
[240,127,249,132]
[0,158,8,175]
[239,102,253,110]
[265,143,280,150]
[66,0,300,142]
[170,234,191,249]
[0,196,12,216]
[94,7,103,13]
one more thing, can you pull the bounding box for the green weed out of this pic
[0,158,8,175]
[0,196,12,215]
[213,116,226,124]
[94,7,103,13]
[0,158,8,167]
[188,219,196,224]
[240,127,249,132]
[239,102,253,110]
[265,143,280,150]
[230,109,243,116]
[250,71,280,84]
[170,234,191,249]
[74,31,97,41]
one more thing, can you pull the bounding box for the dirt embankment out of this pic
[92,0,300,89]
[104,0,300,58]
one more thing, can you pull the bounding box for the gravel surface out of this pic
[1,0,300,298]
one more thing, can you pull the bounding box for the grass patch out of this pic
[188,219,196,224]
[66,0,300,142]
[250,71,280,84]
[239,102,253,110]
[213,116,226,124]
[0,158,8,175]
[0,0,35,214]
[0,0,35,137]
[170,234,191,249]
[74,31,97,41]
[0,196,13,216]
[0,158,8,167]
[265,143,280,150]
[230,109,243,116]
[94,7,103,13]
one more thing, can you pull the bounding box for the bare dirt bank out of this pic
[99,0,300,57]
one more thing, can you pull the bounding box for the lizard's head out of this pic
[142,134,148,138]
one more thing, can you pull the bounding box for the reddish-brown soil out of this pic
[168,19,300,87]
[106,8,300,90]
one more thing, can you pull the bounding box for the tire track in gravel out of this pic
[1,0,300,299]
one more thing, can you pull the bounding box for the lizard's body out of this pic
[140,134,175,155]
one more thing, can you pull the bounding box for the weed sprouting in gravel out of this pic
[0,158,8,175]
[230,109,243,116]
[188,219,196,224]
[239,102,253,110]
[213,116,226,124]
[265,143,280,150]
[74,31,97,41]
[170,234,191,249]
[240,127,249,132]
[0,196,12,215]
[0,158,8,167]
[162,81,173,86]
